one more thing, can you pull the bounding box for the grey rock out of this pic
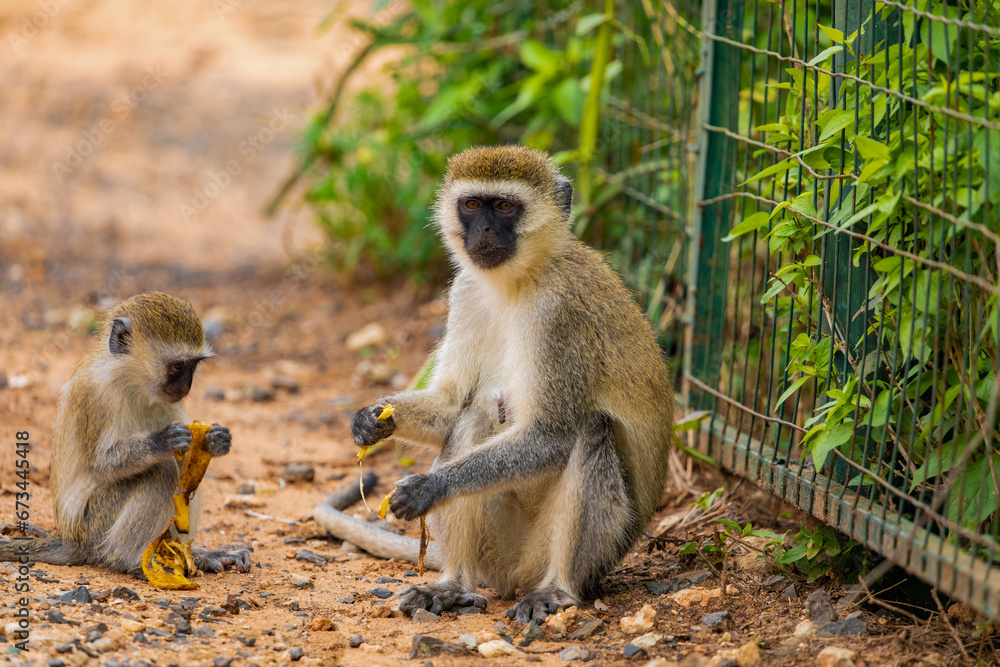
[44,660,66,667]
[558,646,594,661]
[816,611,866,637]
[778,583,798,600]
[410,634,444,659]
[412,609,439,623]
[456,606,482,614]
[282,463,315,483]
[623,644,647,658]
[192,625,215,639]
[45,609,73,624]
[404,570,419,577]
[110,586,139,601]
[671,568,712,591]
[568,618,604,639]
[375,577,402,584]
[289,647,304,661]
[272,375,301,394]
[368,587,394,599]
[646,581,674,595]
[762,574,791,590]
[237,635,256,647]
[213,659,234,667]
[349,634,364,648]
[250,386,276,402]
[295,550,327,566]
[806,589,837,624]
[173,619,192,634]
[521,620,545,641]
[702,610,733,629]
[442,641,471,654]
[59,586,92,604]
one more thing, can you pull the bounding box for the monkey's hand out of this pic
[205,423,232,457]
[388,473,444,521]
[153,422,192,457]
[351,404,396,448]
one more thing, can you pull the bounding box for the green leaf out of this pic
[854,135,890,161]
[519,40,559,73]
[910,436,971,490]
[818,109,857,142]
[810,422,855,470]
[674,410,713,431]
[837,201,880,230]
[818,24,845,44]
[741,159,795,186]
[575,13,608,36]
[723,211,770,241]
[551,78,584,126]
[869,389,890,427]
[808,44,844,66]
[491,71,549,128]
[775,376,811,409]
[803,254,822,267]
[789,193,816,219]
[678,443,718,466]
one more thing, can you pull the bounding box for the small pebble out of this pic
[282,463,315,483]
[412,609,439,623]
[349,634,364,648]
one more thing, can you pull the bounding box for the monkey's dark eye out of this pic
[496,200,513,212]
[465,199,481,211]
[170,361,185,374]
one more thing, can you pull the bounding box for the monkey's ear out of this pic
[555,177,573,218]
[109,317,132,355]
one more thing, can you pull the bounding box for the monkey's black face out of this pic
[161,356,204,402]
[457,195,522,269]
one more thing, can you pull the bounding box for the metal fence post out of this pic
[686,0,743,411]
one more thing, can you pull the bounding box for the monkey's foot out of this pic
[503,588,576,624]
[398,581,487,616]
[194,548,251,574]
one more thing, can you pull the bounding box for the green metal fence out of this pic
[602,0,1000,619]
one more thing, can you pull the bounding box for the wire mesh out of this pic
[592,0,701,361]
[685,0,1000,618]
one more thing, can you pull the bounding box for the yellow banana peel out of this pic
[142,421,213,590]
[359,405,394,511]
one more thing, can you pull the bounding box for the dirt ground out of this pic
[0,2,994,666]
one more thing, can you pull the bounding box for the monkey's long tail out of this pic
[313,474,442,571]
[0,536,76,566]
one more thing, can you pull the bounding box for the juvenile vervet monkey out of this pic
[349,145,673,623]
[0,292,250,576]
